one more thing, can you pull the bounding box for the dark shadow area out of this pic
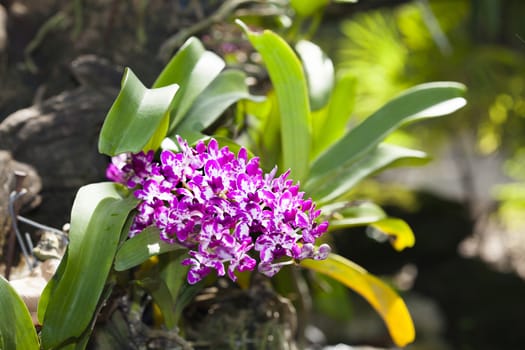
[334,191,525,350]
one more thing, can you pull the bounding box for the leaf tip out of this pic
[235,19,264,37]
[120,67,138,88]
[235,19,249,32]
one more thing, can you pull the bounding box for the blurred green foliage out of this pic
[330,0,525,228]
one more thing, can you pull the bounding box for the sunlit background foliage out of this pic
[1,0,525,349]
[326,0,525,231]
[311,1,525,348]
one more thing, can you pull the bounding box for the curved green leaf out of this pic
[153,36,226,134]
[158,252,191,325]
[98,69,179,155]
[174,69,262,144]
[244,91,282,171]
[300,254,415,347]
[40,183,138,349]
[290,0,329,17]
[312,71,357,157]
[0,276,40,350]
[37,249,69,324]
[115,226,185,271]
[370,217,415,251]
[170,51,225,132]
[153,36,205,89]
[238,20,311,181]
[135,277,177,329]
[308,143,429,203]
[311,273,354,322]
[309,82,466,181]
[321,201,387,230]
[296,40,334,111]
[142,112,170,152]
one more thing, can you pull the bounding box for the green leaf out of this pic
[154,39,225,133]
[309,82,467,181]
[135,277,177,329]
[300,254,415,347]
[312,71,357,157]
[308,143,429,203]
[0,276,40,350]
[142,112,170,152]
[370,217,415,251]
[238,20,311,181]
[290,0,329,17]
[37,249,69,324]
[40,183,139,349]
[321,201,387,230]
[245,91,282,171]
[158,252,191,325]
[63,285,115,350]
[169,50,225,131]
[153,37,206,89]
[174,69,262,144]
[311,273,354,322]
[172,279,207,326]
[114,226,185,271]
[90,309,132,349]
[295,40,334,111]
[98,69,179,155]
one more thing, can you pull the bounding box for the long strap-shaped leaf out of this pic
[307,143,429,203]
[311,71,357,158]
[40,183,138,349]
[295,40,334,111]
[173,69,262,144]
[321,201,387,230]
[308,82,466,181]
[320,200,415,251]
[370,217,415,251]
[300,253,415,347]
[153,37,226,133]
[0,276,40,350]
[167,51,225,132]
[114,226,185,271]
[98,69,179,155]
[238,20,311,181]
[153,37,206,89]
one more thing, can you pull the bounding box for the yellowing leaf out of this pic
[300,254,415,347]
[370,217,415,251]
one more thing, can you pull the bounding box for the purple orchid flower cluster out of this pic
[107,136,330,284]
